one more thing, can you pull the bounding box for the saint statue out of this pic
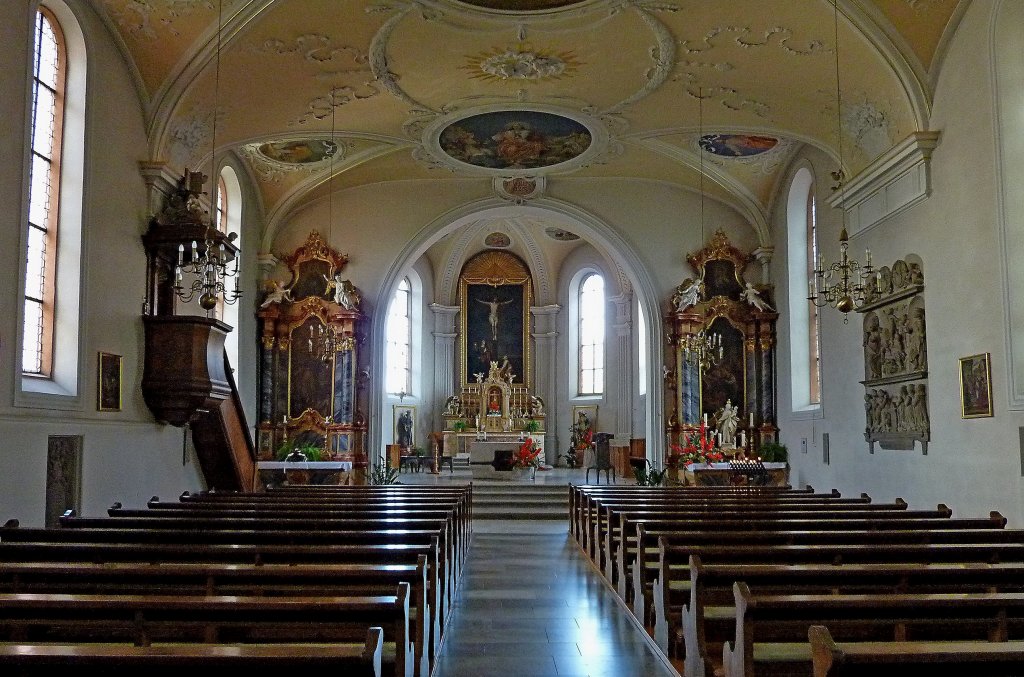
[396,410,413,449]
[324,274,361,310]
[740,282,774,312]
[715,399,740,448]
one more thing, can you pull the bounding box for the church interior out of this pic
[1,0,1024,673]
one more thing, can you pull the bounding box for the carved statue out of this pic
[740,282,774,312]
[260,279,293,308]
[324,274,361,310]
[715,399,740,448]
[671,278,704,311]
[529,395,545,416]
[444,395,463,417]
[476,296,513,341]
[863,314,882,380]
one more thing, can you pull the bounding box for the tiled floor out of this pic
[434,520,678,677]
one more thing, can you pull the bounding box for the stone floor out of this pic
[433,520,678,677]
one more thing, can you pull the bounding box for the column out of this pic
[753,246,774,285]
[531,304,560,464]
[430,304,460,432]
[609,292,634,443]
[256,252,278,284]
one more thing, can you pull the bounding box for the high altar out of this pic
[441,251,545,477]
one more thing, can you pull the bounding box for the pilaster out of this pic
[531,304,561,463]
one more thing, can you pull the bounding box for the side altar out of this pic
[441,361,545,478]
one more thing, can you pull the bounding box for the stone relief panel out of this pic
[858,256,927,454]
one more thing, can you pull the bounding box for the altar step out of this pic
[472,484,569,520]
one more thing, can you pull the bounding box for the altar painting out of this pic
[288,315,334,419]
[700,316,745,418]
[462,282,528,386]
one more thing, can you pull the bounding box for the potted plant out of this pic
[452,420,467,433]
[758,441,788,463]
[523,418,541,434]
[368,455,400,485]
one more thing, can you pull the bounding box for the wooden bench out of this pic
[686,557,1024,677]
[0,586,413,677]
[723,583,1024,677]
[808,624,1024,677]
[0,631,384,676]
[0,557,433,677]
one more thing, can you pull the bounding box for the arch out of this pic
[366,197,666,464]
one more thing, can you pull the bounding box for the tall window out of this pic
[578,273,605,395]
[23,9,66,376]
[386,277,412,395]
[786,167,821,411]
[806,190,822,405]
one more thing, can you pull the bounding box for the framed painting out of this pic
[959,353,993,418]
[97,352,122,412]
[394,404,416,450]
[571,404,598,434]
[460,250,532,387]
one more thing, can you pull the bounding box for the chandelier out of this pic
[684,87,722,371]
[175,235,241,311]
[308,322,354,363]
[807,0,874,321]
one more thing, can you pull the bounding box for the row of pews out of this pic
[0,484,472,676]
[571,483,1024,676]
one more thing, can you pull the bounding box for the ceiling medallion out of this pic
[698,134,778,157]
[484,232,512,248]
[544,227,580,241]
[451,0,589,11]
[257,139,339,165]
[464,45,580,82]
[438,110,591,171]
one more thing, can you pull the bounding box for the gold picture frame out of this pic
[959,352,993,418]
[97,352,122,412]
[571,404,598,434]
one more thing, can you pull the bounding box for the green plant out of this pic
[758,441,788,463]
[275,442,325,462]
[558,448,578,468]
[452,420,467,433]
[523,419,541,434]
[368,455,400,485]
[411,446,426,457]
[632,464,668,486]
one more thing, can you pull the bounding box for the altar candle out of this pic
[739,431,746,448]
[749,413,754,428]
[808,280,814,298]
[865,248,871,265]
[703,413,708,426]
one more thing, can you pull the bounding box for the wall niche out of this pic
[858,256,928,454]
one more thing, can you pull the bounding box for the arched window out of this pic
[787,167,822,411]
[217,165,243,369]
[22,9,66,376]
[385,277,412,395]
[578,273,605,395]
[20,2,86,403]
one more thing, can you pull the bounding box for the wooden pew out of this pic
[0,630,384,676]
[808,624,1024,677]
[632,511,1007,624]
[687,557,1024,677]
[723,583,1024,677]
[0,586,413,677]
[0,557,432,677]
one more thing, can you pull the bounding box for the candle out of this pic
[177,243,184,265]
[749,413,754,427]
[739,431,746,448]
[703,413,708,426]
[876,271,882,292]
[865,248,871,265]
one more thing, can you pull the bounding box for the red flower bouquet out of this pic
[512,438,542,469]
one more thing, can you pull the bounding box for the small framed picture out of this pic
[571,404,598,433]
[97,352,122,412]
[959,352,993,418]
[393,404,416,450]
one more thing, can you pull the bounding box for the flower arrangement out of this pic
[512,437,542,469]
[668,421,724,466]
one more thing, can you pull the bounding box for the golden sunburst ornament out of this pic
[462,44,581,82]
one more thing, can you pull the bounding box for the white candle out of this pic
[749,413,754,427]
[177,243,184,265]
[865,248,871,265]
[739,431,746,448]
[808,280,815,298]
[703,413,708,426]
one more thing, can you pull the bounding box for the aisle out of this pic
[434,521,678,677]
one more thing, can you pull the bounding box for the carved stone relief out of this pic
[858,256,927,454]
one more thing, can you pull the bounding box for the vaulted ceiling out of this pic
[91,0,967,244]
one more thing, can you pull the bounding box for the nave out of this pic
[435,521,675,677]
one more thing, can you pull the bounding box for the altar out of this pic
[681,461,788,487]
[465,436,547,479]
[256,460,353,489]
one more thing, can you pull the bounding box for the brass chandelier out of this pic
[685,88,722,372]
[807,0,876,320]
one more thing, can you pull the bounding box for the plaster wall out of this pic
[0,1,208,525]
[774,0,1024,525]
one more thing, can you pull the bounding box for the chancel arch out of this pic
[367,198,665,466]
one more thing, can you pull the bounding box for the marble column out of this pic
[531,305,561,464]
[609,292,634,443]
[430,304,460,432]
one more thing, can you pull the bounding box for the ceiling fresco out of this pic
[87,0,968,243]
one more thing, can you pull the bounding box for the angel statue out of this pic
[740,282,774,312]
[259,279,293,308]
[671,278,705,311]
[324,273,361,310]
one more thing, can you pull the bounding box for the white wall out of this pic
[774,0,1024,525]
